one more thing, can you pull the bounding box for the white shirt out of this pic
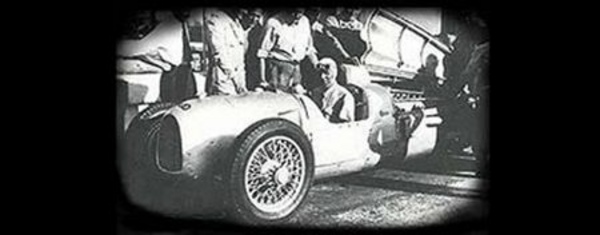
[313,83,355,122]
[203,9,247,73]
[257,13,316,62]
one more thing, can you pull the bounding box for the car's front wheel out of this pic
[227,120,314,225]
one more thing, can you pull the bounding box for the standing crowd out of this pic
[118,8,365,123]
[200,8,364,123]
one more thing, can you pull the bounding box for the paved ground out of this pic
[286,153,488,229]
[117,152,489,234]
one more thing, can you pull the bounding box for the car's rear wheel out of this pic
[227,120,314,225]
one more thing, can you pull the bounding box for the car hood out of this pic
[167,91,306,152]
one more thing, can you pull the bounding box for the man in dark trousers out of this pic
[256,8,319,93]
[243,8,265,91]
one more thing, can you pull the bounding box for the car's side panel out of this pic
[291,94,373,179]
[311,120,381,180]
[296,83,400,179]
[392,101,442,159]
[363,84,401,155]
[406,106,442,159]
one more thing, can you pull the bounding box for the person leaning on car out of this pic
[117,10,198,103]
[256,8,319,93]
[309,58,354,123]
[203,8,250,95]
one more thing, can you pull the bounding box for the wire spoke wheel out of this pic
[230,120,313,224]
[244,135,306,214]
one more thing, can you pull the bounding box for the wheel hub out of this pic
[274,167,291,185]
[260,160,279,174]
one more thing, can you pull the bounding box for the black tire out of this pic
[227,120,314,225]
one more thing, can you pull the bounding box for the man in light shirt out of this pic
[203,8,249,95]
[309,58,354,123]
[257,9,319,93]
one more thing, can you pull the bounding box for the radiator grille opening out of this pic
[156,116,183,172]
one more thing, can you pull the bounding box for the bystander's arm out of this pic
[324,29,352,61]
[256,19,277,86]
[306,30,320,68]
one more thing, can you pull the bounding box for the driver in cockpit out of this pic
[309,58,355,123]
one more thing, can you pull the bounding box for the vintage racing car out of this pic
[118,8,450,225]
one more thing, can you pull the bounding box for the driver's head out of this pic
[317,58,338,87]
